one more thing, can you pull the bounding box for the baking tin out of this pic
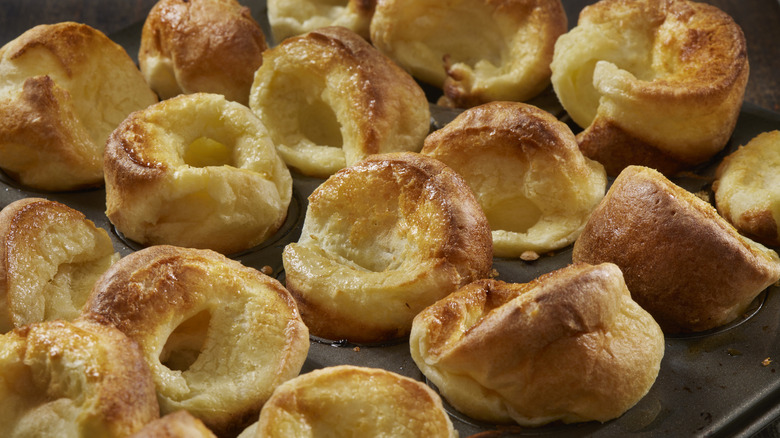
[2,1,779,437]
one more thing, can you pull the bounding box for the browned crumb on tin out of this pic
[520,251,540,261]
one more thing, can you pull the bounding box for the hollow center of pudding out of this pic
[265,72,344,149]
[483,195,542,234]
[297,94,342,148]
[184,137,233,168]
[160,309,211,372]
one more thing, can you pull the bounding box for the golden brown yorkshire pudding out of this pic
[139,0,267,105]
[104,92,292,255]
[282,152,493,343]
[0,198,119,333]
[572,166,780,333]
[249,26,431,178]
[130,411,216,438]
[252,365,457,437]
[421,101,606,257]
[410,263,664,426]
[81,245,310,437]
[370,0,567,108]
[0,22,157,191]
[268,0,376,42]
[0,319,159,438]
[714,130,780,247]
[551,0,749,177]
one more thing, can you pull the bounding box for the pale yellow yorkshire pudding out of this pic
[139,0,267,105]
[410,263,664,426]
[421,101,606,257]
[81,245,310,437]
[0,198,118,333]
[370,0,567,108]
[551,0,749,176]
[0,22,157,191]
[252,365,457,437]
[573,166,780,333]
[130,411,216,438]
[0,319,159,438]
[268,0,376,42]
[714,130,780,247]
[104,92,292,255]
[283,152,493,343]
[249,26,431,178]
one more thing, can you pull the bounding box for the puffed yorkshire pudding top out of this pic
[139,0,267,105]
[0,319,159,438]
[82,245,310,437]
[422,101,606,257]
[0,22,158,191]
[410,263,664,426]
[268,0,377,42]
[551,0,748,176]
[104,93,292,255]
[250,26,430,178]
[713,130,780,247]
[0,198,118,333]
[573,166,780,333]
[129,410,216,438]
[255,365,458,438]
[370,0,567,108]
[283,152,493,343]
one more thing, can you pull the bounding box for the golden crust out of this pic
[0,22,157,191]
[249,26,431,178]
[572,165,780,333]
[255,365,457,437]
[104,92,292,255]
[268,0,377,42]
[129,411,216,438]
[81,245,310,437]
[410,263,664,425]
[0,319,159,437]
[283,152,493,343]
[421,101,606,256]
[139,0,267,105]
[714,130,780,247]
[0,198,118,332]
[370,0,567,108]
[551,0,748,176]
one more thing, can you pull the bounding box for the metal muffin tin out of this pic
[3,1,779,436]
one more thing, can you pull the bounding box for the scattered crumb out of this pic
[762,357,772,367]
[694,191,711,203]
[353,346,360,352]
[489,269,499,278]
[260,265,273,275]
[520,251,540,261]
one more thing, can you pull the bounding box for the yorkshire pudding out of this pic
[550,0,749,176]
[268,0,376,42]
[249,26,431,178]
[104,92,292,255]
[130,410,216,438]
[0,319,159,438]
[370,0,567,108]
[282,152,493,343]
[410,263,664,425]
[421,101,606,257]
[572,166,780,333]
[253,366,457,437]
[81,245,310,437]
[139,0,267,105]
[0,22,157,191]
[714,130,780,247]
[0,198,118,333]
